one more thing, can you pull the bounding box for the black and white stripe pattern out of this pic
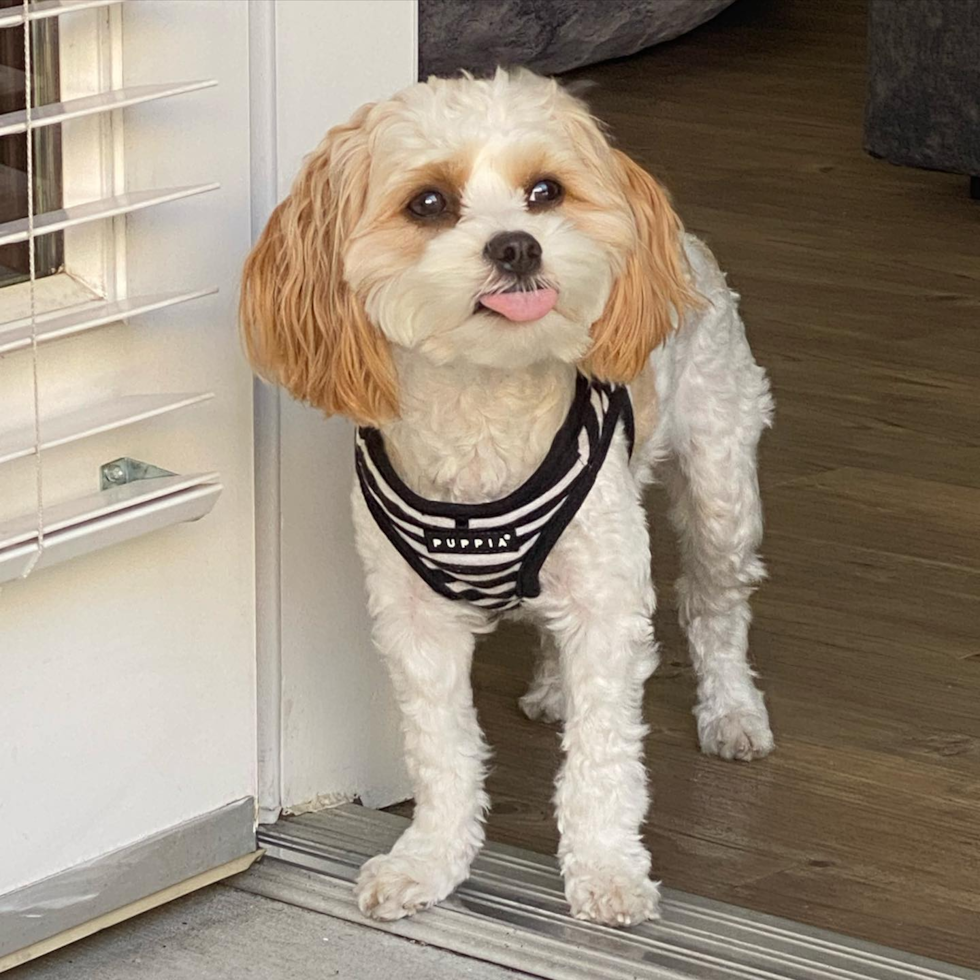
[355,374,635,612]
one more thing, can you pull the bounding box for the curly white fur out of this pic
[242,68,774,928]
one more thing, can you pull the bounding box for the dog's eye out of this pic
[526,178,564,209]
[407,188,448,219]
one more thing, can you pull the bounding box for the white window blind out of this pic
[0,0,124,31]
[0,0,222,584]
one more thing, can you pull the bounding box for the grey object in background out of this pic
[865,0,980,180]
[418,0,737,78]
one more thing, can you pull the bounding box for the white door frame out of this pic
[250,0,418,822]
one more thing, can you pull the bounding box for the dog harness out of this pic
[355,374,635,612]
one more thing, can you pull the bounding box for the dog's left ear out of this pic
[583,150,696,383]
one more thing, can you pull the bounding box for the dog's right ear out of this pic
[239,106,398,427]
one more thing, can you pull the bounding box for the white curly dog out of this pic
[241,67,774,929]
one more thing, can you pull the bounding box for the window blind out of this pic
[0,0,125,31]
[0,0,222,584]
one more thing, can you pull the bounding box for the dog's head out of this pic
[241,69,695,426]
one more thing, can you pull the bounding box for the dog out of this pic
[240,68,774,928]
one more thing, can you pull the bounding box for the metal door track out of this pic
[234,805,977,980]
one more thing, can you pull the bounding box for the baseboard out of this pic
[0,851,261,974]
[236,804,979,980]
[0,797,256,969]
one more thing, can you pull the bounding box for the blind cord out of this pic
[21,0,45,579]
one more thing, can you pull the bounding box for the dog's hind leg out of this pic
[519,632,565,723]
[664,342,774,762]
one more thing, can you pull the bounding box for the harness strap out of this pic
[355,376,634,610]
[517,384,632,599]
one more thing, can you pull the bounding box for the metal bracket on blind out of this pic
[100,457,175,490]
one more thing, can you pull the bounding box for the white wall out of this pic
[266,0,417,813]
[0,0,256,893]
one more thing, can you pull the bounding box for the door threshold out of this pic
[233,804,976,980]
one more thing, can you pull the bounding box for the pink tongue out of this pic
[479,287,558,323]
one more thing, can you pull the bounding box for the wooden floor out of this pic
[392,0,980,967]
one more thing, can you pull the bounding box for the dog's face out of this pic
[345,76,638,373]
[241,69,693,426]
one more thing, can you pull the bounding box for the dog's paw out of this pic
[698,705,774,761]
[519,681,565,723]
[354,852,459,921]
[565,865,660,928]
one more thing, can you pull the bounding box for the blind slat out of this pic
[0,470,219,549]
[0,481,222,585]
[0,80,217,137]
[0,288,217,355]
[0,392,213,466]
[0,184,220,246]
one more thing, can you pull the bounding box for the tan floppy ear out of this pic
[583,149,697,383]
[239,108,397,427]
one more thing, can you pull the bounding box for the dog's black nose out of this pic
[484,231,542,277]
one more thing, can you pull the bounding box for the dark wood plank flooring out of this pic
[393,0,980,966]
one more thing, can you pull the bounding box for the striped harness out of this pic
[354,374,635,612]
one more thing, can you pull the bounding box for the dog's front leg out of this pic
[550,606,659,926]
[353,589,489,920]
[352,536,490,921]
[538,484,660,927]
